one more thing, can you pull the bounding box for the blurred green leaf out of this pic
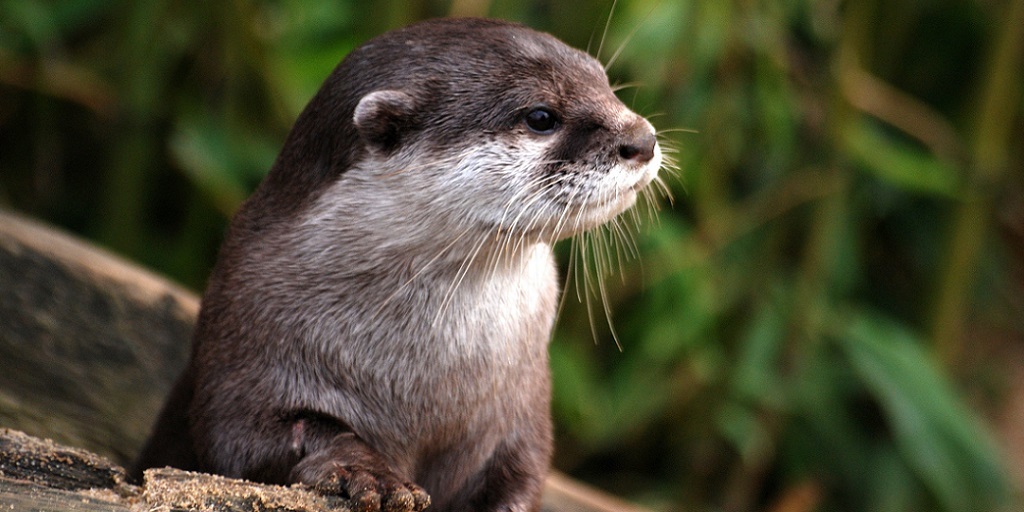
[169,115,278,215]
[845,120,961,197]
[731,297,786,405]
[839,312,1010,512]
[550,338,603,442]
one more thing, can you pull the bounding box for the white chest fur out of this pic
[256,165,560,479]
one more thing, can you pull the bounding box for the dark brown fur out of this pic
[135,17,659,512]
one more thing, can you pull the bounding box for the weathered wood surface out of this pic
[0,210,649,512]
[0,427,355,511]
[0,428,133,512]
[0,211,196,465]
[0,429,128,492]
[0,477,131,512]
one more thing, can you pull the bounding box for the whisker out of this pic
[556,234,580,320]
[579,233,602,344]
[610,81,644,93]
[609,212,640,261]
[642,185,663,224]
[371,224,475,320]
[604,1,659,72]
[595,0,619,62]
[656,127,699,135]
[433,228,490,327]
[488,174,555,279]
[570,191,592,304]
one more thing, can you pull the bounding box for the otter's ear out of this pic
[354,90,417,153]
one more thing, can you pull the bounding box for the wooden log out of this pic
[141,467,352,512]
[0,477,131,512]
[0,428,133,511]
[0,210,648,512]
[0,428,128,492]
[0,211,195,465]
[0,427,354,511]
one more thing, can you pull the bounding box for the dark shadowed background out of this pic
[1,1,1022,511]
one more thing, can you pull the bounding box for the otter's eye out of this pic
[524,107,559,135]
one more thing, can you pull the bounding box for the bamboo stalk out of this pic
[94,0,173,259]
[931,0,1024,366]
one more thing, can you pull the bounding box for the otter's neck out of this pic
[252,160,561,361]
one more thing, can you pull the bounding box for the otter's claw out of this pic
[312,465,430,512]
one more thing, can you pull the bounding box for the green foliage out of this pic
[1,1,1022,511]
[840,313,1006,511]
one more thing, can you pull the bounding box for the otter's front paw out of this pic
[292,452,428,512]
[288,430,430,512]
[302,463,430,512]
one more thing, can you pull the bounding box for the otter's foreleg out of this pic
[447,421,553,512]
[286,415,431,512]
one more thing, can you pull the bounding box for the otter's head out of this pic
[268,18,662,250]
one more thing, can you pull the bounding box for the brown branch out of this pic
[0,49,117,117]
[840,66,964,164]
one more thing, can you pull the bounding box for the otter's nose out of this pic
[618,130,657,164]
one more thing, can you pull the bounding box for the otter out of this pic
[134,17,662,512]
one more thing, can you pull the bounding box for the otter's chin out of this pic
[573,160,662,235]
[544,188,640,240]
